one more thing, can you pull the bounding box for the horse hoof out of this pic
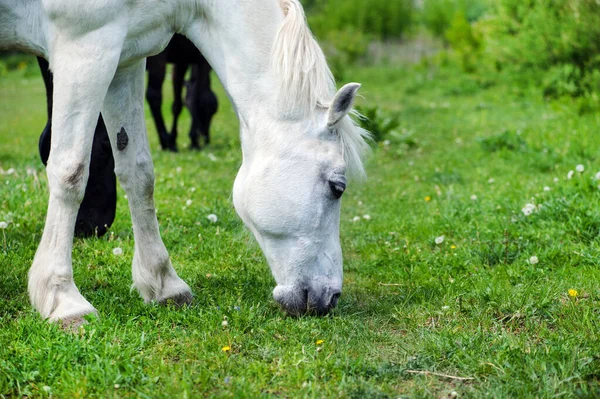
[60,316,88,333]
[55,310,98,333]
[159,290,193,306]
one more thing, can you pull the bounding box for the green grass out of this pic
[1,60,600,398]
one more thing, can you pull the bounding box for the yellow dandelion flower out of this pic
[222,345,231,352]
[425,196,431,202]
[451,245,457,249]
[316,340,324,345]
[568,289,578,298]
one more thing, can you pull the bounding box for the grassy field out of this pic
[1,59,600,398]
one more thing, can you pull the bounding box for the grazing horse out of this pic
[146,34,218,151]
[0,0,370,323]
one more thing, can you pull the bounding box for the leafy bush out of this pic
[418,0,600,107]
[355,106,400,143]
[444,12,482,72]
[483,0,600,99]
[421,0,490,40]
[419,0,490,73]
[308,0,414,41]
[320,28,372,78]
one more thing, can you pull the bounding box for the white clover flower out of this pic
[186,199,193,206]
[529,256,539,265]
[522,203,536,216]
[488,178,495,184]
[112,247,123,256]
[543,186,550,192]
[352,216,361,222]
[595,171,600,181]
[567,170,574,179]
[362,214,371,220]
[207,214,218,223]
[0,221,7,229]
[176,167,182,173]
[553,177,559,183]
[435,235,444,245]
[576,164,585,173]
[383,140,391,147]
[470,195,478,201]
[208,153,217,162]
[190,187,197,192]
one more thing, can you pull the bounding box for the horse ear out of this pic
[327,83,361,128]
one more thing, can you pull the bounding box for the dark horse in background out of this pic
[147,34,218,151]
[38,34,218,237]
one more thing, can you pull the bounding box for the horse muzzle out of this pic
[273,282,341,316]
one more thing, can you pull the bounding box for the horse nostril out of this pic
[274,285,340,316]
[329,291,341,309]
[302,287,309,313]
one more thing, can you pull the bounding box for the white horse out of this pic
[0,0,370,324]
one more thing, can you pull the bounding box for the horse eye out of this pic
[328,180,346,199]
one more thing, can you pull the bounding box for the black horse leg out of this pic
[185,65,201,149]
[37,57,117,237]
[37,57,53,163]
[76,115,117,237]
[146,55,173,151]
[170,63,187,151]
[191,61,218,147]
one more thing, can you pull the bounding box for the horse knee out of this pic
[47,158,88,203]
[116,155,154,199]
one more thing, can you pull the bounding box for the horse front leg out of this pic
[102,60,193,305]
[28,31,123,325]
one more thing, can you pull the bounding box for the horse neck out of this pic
[185,0,284,119]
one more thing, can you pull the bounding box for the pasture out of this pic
[1,59,600,397]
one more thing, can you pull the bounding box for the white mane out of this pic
[271,0,371,178]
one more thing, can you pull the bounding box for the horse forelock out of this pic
[271,0,371,179]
